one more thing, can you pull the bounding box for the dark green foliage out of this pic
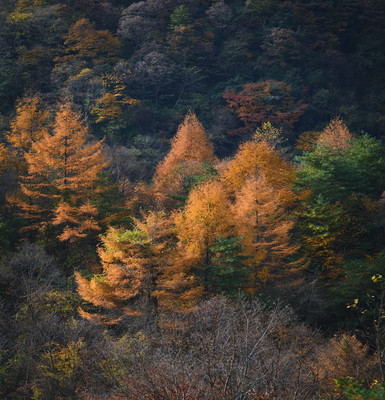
[201,236,251,295]
[295,135,385,277]
[296,135,385,203]
[0,57,21,112]
[325,254,385,328]
[169,162,219,207]
[182,162,219,192]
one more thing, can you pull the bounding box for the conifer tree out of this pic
[15,101,107,240]
[58,18,120,65]
[220,138,295,207]
[296,126,385,278]
[233,174,299,289]
[173,179,237,295]
[153,249,204,311]
[317,116,353,151]
[219,137,300,289]
[176,179,233,263]
[153,111,216,205]
[76,212,179,323]
[6,94,49,152]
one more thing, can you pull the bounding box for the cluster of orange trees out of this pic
[4,94,384,329]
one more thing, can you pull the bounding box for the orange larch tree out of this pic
[57,18,120,65]
[295,117,352,153]
[152,249,204,312]
[153,111,216,206]
[219,136,300,289]
[15,101,108,241]
[233,174,300,290]
[76,211,181,324]
[173,179,238,295]
[220,138,295,207]
[5,95,52,219]
[317,116,353,151]
[91,70,140,124]
[7,94,50,152]
[175,179,233,263]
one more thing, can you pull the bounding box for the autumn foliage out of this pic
[58,18,120,65]
[12,101,107,240]
[7,95,49,151]
[223,80,308,135]
[77,211,202,322]
[3,1,385,398]
[75,114,305,318]
[233,174,299,289]
[317,116,353,151]
[153,111,216,204]
[176,179,233,261]
[220,138,296,208]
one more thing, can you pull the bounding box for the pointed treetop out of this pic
[153,111,216,201]
[155,111,215,180]
[317,117,353,151]
[7,94,50,151]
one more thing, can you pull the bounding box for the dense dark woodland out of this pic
[1,0,385,398]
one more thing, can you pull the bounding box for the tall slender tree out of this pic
[14,101,108,240]
[6,94,49,152]
[174,179,237,294]
[233,174,299,289]
[219,137,300,289]
[176,179,233,263]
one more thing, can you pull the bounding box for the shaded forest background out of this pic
[1,0,385,398]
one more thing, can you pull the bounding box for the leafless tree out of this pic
[104,297,322,399]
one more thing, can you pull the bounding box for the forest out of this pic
[1,0,385,398]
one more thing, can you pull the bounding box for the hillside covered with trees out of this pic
[1,0,385,398]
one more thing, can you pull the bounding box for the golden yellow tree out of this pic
[220,138,295,207]
[233,174,299,290]
[76,212,182,323]
[172,179,237,295]
[58,18,120,65]
[91,71,139,124]
[218,137,301,290]
[6,95,50,152]
[16,101,108,240]
[176,179,233,262]
[153,112,216,205]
